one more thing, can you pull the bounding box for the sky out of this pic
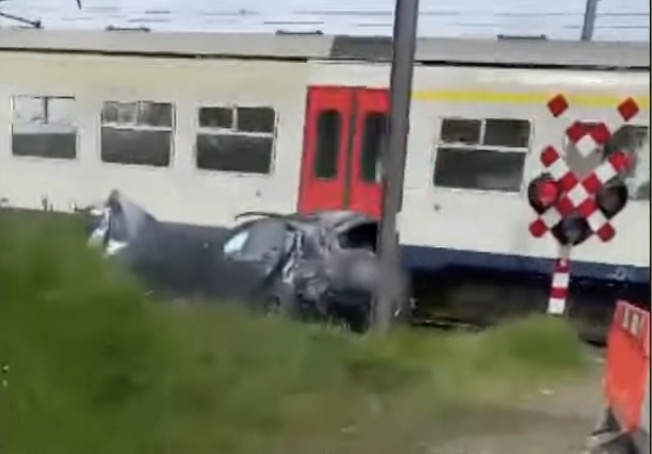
[0,0,649,41]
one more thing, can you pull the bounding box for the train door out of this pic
[297,86,389,219]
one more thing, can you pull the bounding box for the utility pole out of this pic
[372,0,420,332]
[581,0,599,41]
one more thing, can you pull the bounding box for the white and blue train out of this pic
[0,29,649,320]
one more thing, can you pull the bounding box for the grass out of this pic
[0,210,590,454]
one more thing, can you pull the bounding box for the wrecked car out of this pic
[83,190,412,331]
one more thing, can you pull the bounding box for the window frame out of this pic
[195,104,278,176]
[10,94,80,162]
[432,116,532,194]
[603,123,650,202]
[99,100,176,169]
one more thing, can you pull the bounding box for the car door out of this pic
[211,219,294,300]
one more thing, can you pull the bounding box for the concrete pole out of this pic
[372,0,420,332]
[581,0,599,41]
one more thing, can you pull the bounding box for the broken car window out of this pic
[223,220,290,262]
[338,222,378,252]
[223,230,250,255]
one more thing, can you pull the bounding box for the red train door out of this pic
[297,86,389,219]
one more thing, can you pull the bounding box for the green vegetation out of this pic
[0,211,589,454]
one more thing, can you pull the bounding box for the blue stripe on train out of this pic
[7,207,649,289]
[400,244,650,286]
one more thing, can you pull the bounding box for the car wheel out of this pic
[262,281,298,319]
[345,309,371,333]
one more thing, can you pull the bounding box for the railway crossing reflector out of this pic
[528,94,639,241]
[526,174,592,246]
[528,94,641,315]
[530,145,633,242]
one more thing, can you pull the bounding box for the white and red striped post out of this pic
[548,246,571,315]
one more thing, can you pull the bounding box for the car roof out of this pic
[300,210,377,232]
[234,210,377,233]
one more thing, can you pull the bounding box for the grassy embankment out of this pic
[0,211,590,454]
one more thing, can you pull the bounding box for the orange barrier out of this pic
[604,300,650,434]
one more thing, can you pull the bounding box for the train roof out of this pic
[0,28,649,69]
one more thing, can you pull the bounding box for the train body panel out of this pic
[307,61,650,279]
[408,65,650,274]
[0,30,649,298]
[0,52,309,225]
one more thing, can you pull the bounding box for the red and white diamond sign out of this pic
[529,94,640,242]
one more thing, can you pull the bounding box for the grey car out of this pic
[85,190,411,331]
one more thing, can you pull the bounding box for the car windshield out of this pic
[337,222,378,252]
[223,219,291,262]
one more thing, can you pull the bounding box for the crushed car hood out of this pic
[85,190,275,301]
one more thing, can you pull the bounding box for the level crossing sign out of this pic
[526,94,641,314]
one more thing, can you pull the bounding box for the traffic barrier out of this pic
[602,300,650,452]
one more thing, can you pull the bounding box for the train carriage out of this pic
[0,29,649,323]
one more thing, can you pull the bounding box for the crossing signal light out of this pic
[551,214,592,246]
[527,173,592,246]
[527,174,560,214]
[596,179,628,219]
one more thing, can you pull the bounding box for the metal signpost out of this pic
[581,0,600,41]
[373,0,420,332]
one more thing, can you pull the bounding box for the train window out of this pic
[314,110,341,180]
[199,107,233,129]
[433,147,526,192]
[102,101,172,127]
[196,105,276,174]
[440,119,481,145]
[360,112,388,183]
[101,129,171,167]
[434,116,530,193]
[237,107,275,133]
[483,119,530,148]
[196,134,273,174]
[138,102,173,127]
[603,125,650,200]
[11,95,77,160]
[101,101,174,167]
[102,101,136,124]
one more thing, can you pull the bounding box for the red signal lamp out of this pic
[536,179,559,207]
[527,174,561,214]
